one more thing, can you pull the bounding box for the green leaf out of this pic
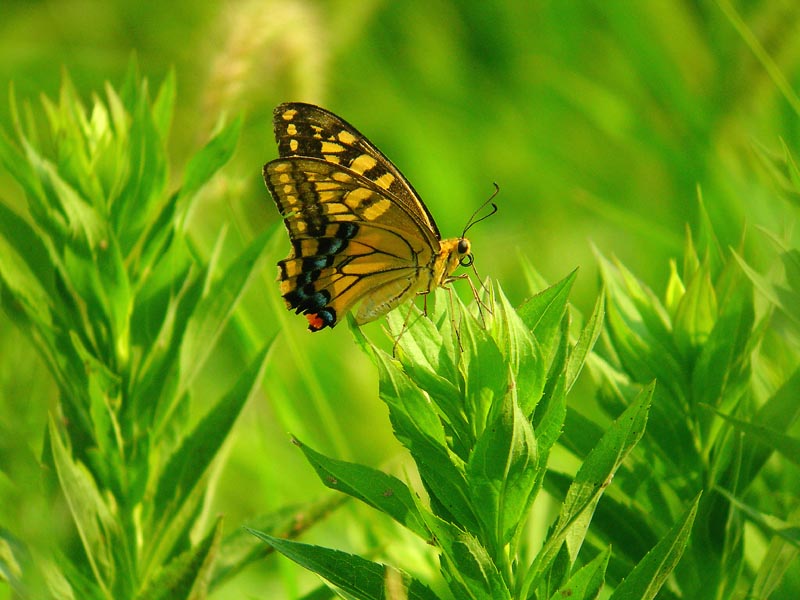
[598,254,685,404]
[0,123,43,205]
[0,201,55,297]
[782,248,800,296]
[694,191,725,276]
[360,339,478,532]
[522,383,653,597]
[94,231,132,366]
[710,407,800,469]
[415,510,511,600]
[598,253,674,351]
[0,204,54,330]
[68,330,124,495]
[0,528,30,596]
[733,250,800,326]
[548,547,609,600]
[149,340,272,573]
[114,81,168,253]
[533,371,567,461]
[690,276,753,412]
[151,69,176,140]
[38,556,86,600]
[48,418,116,596]
[131,263,201,426]
[212,496,345,589]
[751,139,800,206]
[295,438,429,539]
[460,307,507,443]
[466,391,538,549]
[247,532,441,600]
[154,341,273,519]
[610,494,700,600]
[672,264,717,359]
[517,268,577,350]
[490,282,544,417]
[544,469,659,568]
[130,189,181,290]
[179,115,242,202]
[176,229,271,400]
[532,309,569,436]
[715,488,800,549]
[138,517,223,600]
[566,290,604,394]
[741,367,800,485]
[750,505,800,600]
[386,301,462,419]
[664,259,686,317]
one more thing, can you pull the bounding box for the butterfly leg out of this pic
[446,272,493,327]
[391,299,420,356]
[420,288,431,317]
[465,273,494,328]
[446,285,465,352]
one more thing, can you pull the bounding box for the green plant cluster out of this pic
[1,64,799,600]
[0,66,273,598]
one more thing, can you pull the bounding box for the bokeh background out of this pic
[2,1,799,598]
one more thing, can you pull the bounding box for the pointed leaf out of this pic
[610,494,700,600]
[491,282,544,417]
[295,438,429,539]
[48,419,115,596]
[357,337,478,532]
[155,340,272,517]
[415,510,511,600]
[710,407,800,469]
[672,264,717,359]
[716,489,800,548]
[548,547,609,600]
[179,116,242,202]
[177,229,271,398]
[566,291,604,394]
[522,383,653,597]
[466,391,538,547]
[517,268,577,348]
[247,532,440,600]
[138,517,222,600]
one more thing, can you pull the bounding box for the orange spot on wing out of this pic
[306,313,325,331]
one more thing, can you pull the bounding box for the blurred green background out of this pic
[2,1,799,597]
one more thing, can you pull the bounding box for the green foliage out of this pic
[2,3,800,599]
[251,284,700,599]
[0,66,272,599]
[584,194,800,599]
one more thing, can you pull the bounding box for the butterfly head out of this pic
[458,238,473,267]
[436,237,473,282]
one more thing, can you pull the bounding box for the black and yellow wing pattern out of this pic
[263,102,473,331]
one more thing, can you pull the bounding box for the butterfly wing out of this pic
[265,104,443,330]
[271,102,442,239]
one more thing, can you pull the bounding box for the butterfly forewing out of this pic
[271,102,441,239]
[265,104,448,330]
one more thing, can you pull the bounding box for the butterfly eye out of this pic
[458,239,470,254]
[460,254,474,267]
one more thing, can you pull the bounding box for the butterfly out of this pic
[263,102,494,331]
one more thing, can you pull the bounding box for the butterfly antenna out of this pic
[461,183,500,239]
